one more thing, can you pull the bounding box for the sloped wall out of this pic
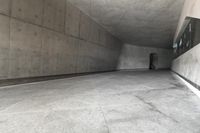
[0,0,122,79]
[172,44,200,87]
[173,0,200,88]
[175,0,200,41]
[118,44,172,70]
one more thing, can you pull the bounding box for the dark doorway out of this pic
[149,53,158,70]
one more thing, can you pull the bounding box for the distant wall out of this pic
[118,44,172,70]
[0,0,122,80]
[172,43,200,87]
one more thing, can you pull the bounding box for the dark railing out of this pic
[173,18,200,58]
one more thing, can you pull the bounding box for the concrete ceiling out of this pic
[68,0,185,49]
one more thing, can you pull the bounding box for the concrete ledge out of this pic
[118,68,170,71]
[0,70,116,87]
[118,68,149,71]
[172,71,200,91]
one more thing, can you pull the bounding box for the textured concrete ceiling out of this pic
[68,0,185,49]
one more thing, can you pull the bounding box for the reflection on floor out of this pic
[0,70,200,133]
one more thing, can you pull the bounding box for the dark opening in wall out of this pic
[173,18,200,58]
[149,53,158,70]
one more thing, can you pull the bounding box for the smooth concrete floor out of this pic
[0,70,200,133]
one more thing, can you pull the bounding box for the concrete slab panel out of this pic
[54,33,68,74]
[67,35,79,56]
[9,19,43,78]
[66,55,77,74]
[78,40,89,57]
[0,0,11,15]
[8,49,27,78]
[76,56,87,73]
[99,29,107,46]
[66,36,80,73]
[76,40,89,73]
[80,13,91,40]
[65,2,81,37]
[0,15,9,79]
[0,49,9,79]
[89,21,100,44]
[41,29,57,76]
[54,33,67,56]
[11,0,44,25]
[0,15,10,50]
[56,54,68,74]
[43,0,65,32]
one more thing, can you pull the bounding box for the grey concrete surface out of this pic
[11,0,44,25]
[65,2,81,37]
[0,70,200,133]
[118,44,173,70]
[174,0,200,41]
[0,0,10,15]
[68,0,185,48]
[0,0,122,80]
[0,15,10,79]
[43,0,66,33]
[172,43,200,88]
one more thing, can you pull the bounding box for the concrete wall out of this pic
[172,0,200,87]
[118,44,172,70]
[172,43,200,87]
[0,0,122,80]
[175,0,200,41]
